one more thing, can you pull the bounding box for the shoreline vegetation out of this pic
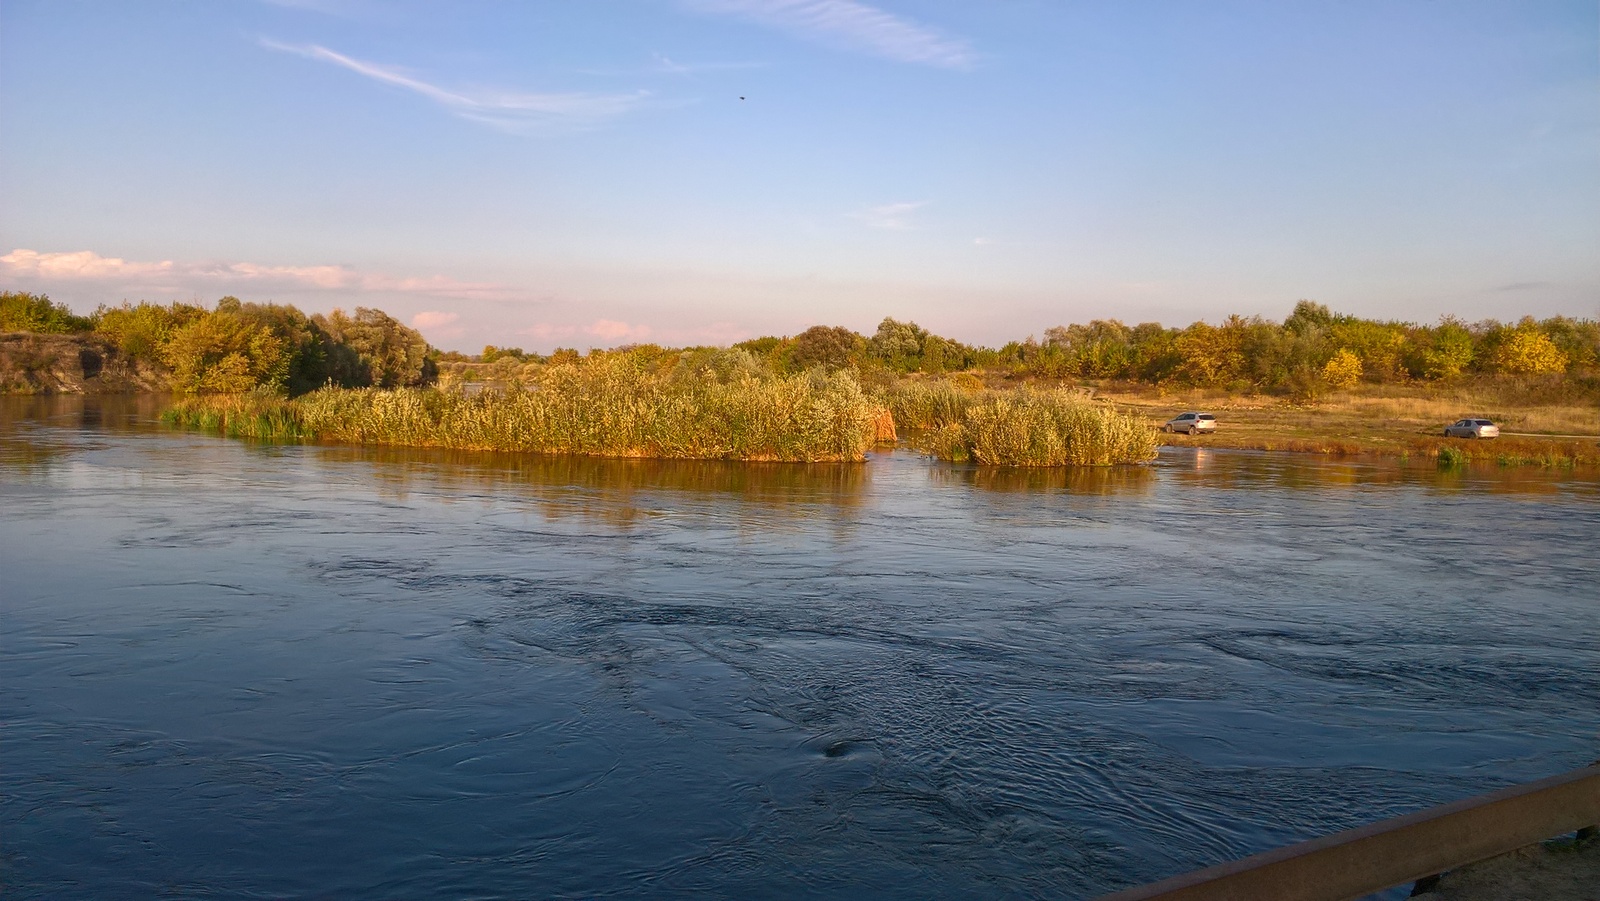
[163,359,890,463]
[6,290,1598,467]
[160,364,1159,466]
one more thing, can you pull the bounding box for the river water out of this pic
[2,396,1596,899]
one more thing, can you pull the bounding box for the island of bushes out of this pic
[3,291,1596,467]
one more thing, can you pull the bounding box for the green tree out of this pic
[789,325,864,372]
[1407,318,1475,380]
[1283,300,1335,337]
[229,299,336,394]
[314,307,433,387]
[868,318,928,372]
[1044,320,1135,378]
[482,345,530,364]
[1128,323,1182,382]
[1327,318,1409,382]
[0,292,93,334]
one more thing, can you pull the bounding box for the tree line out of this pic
[8,289,1597,397]
[467,301,1597,397]
[1,292,433,394]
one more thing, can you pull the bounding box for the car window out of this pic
[1197,414,1215,421]
[1474,420,1493,426]
[1175,414,1193,420]
[1455,420,1468,427]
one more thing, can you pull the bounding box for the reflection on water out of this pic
[930,460,1156,495]
[1158,444,1598,499]
[310,443,872,528]
[2,395,1598,901]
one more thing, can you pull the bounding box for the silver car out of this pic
[1162,412,1217,435]
[1443,418,1499,439]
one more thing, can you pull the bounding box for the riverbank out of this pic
[0,332,166,394]
[1095,385,1600,467]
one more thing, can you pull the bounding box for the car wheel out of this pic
[1189,427,1199,436]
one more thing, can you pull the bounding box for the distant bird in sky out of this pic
[739,96,745,100]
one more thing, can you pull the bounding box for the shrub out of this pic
[933,387,1157,466]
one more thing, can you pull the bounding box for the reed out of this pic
[931,387,1158,466]
[163,391,311,440]
[880,378,977,430]
[164,358,886,462]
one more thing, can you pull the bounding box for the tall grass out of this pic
[930,387,1157,466]
[163,389,312,440]
[880,379,978,430]
[164,357,886,462]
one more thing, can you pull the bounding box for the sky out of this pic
[1,0,1596,352]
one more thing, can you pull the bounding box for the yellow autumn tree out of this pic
[1321,348,1363,389]
[162,309,288,393]
[1490,329,1568,375]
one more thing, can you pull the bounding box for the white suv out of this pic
[1162,412,1216,435]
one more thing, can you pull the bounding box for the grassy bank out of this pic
[1092,383,1600,467]
[164,358,887,462]
[927,387,1158,466]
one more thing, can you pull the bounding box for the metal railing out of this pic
[1097,763,1600,901]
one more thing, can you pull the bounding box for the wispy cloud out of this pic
[686,0,974,68]
[650,52,765,76]
[849,201,928,230]
[1,249,517,301]
[260,39,649,132]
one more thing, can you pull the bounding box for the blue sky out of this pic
[2,0,1595,351]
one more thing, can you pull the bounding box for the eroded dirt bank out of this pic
[0,332,167,394]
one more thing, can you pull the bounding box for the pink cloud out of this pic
[411,310,460,329]
[588,319,651,342]
[0,248,517,302]
[410,310,466,341]
[518,323,579,343]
